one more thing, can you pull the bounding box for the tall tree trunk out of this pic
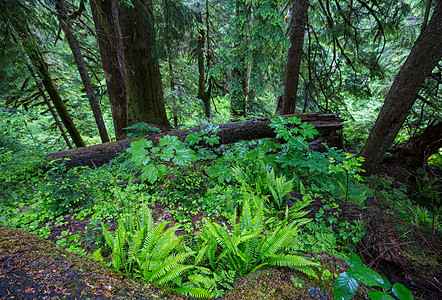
[21,32,86,148]
[118,0,170,130]
[360,1,442,173]
[90,0,127,141]
[230,0,250,119]
[282,0,309,115]
[55,0,110,143]
[197,28,212,121]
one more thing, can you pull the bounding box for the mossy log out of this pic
[46,113,343,169]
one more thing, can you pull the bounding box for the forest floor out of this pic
[0,222,352,300]
[1,181,441,299]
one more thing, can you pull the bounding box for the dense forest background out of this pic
[0,0,441,299]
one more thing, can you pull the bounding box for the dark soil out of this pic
[0,225,172,300]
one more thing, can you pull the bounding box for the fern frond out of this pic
[140,221,170,257]
[146,252,194,283]
[240,196,252,231]
[258,225,296,261]
[101,222,114,250]
[128,225,146,265]
[291,265,319,279]
[188,273,216,291]
[174,286,212,299]
[151,234,181,261]
[266,254,319,268]
[141,205,154,232]
[207,238,217,269]
[156,264,194,285]
[195,244,208,266]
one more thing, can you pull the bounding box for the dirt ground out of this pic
[0,225,173,300]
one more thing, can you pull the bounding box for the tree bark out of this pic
[282,0,309,115]
[360,0,442,173]
[21,31,86,148]
[118,0,170,130]
[55,0,110,144]
[230,0,251,119]
[390,122,442,170]
[46,113,343,169]
[90,0,127,141]
[197,28,212,121]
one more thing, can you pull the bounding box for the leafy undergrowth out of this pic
[1,117,440,299]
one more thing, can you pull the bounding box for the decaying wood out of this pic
[390,122,442,170]
[46,113,343,169]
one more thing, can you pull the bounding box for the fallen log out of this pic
[46,113,343,169]
[390,121,442,170]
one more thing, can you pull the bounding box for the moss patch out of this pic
[224,253,369,300]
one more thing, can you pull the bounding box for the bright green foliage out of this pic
[334,271,359,300]
[127,135,197,183]
[185,125,221,147]
[292,200,366,255]
[124,122,162,139]
[56,230,86,254]
[102,206,196,286]
[178,269,236,298]
[197,194,319,277]
[39,163,96,217]
[334,253,413,300]
[232,161,312,226]
[269,116,318,151]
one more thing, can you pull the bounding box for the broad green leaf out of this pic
[334,272,358,300]
[185,132,202,146]
[269,116,285,128]
[141,163,165,184]
[156,164,167,179]
[348,253,363,268]
[173,148,197,166]
[204,135,220,146]
[130,148,150,166]
[160,147,174,161]
[300,122,319,139]
[287,117,302,125]
[159,135,180,148]
[392,283,414,300]
[127,139,152,165]
[127,139,152,152]
[368,291,395,300]
[349,266,391,290]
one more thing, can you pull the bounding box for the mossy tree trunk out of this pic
[197,28,212,121]
[46,113,343,169]
[90,0,127,141]
[282,0,309,115]
[118,0,170,130]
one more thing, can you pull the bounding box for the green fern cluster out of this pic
[197,195,319,277]
[232,162,312,225]
[102,206,194,285]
